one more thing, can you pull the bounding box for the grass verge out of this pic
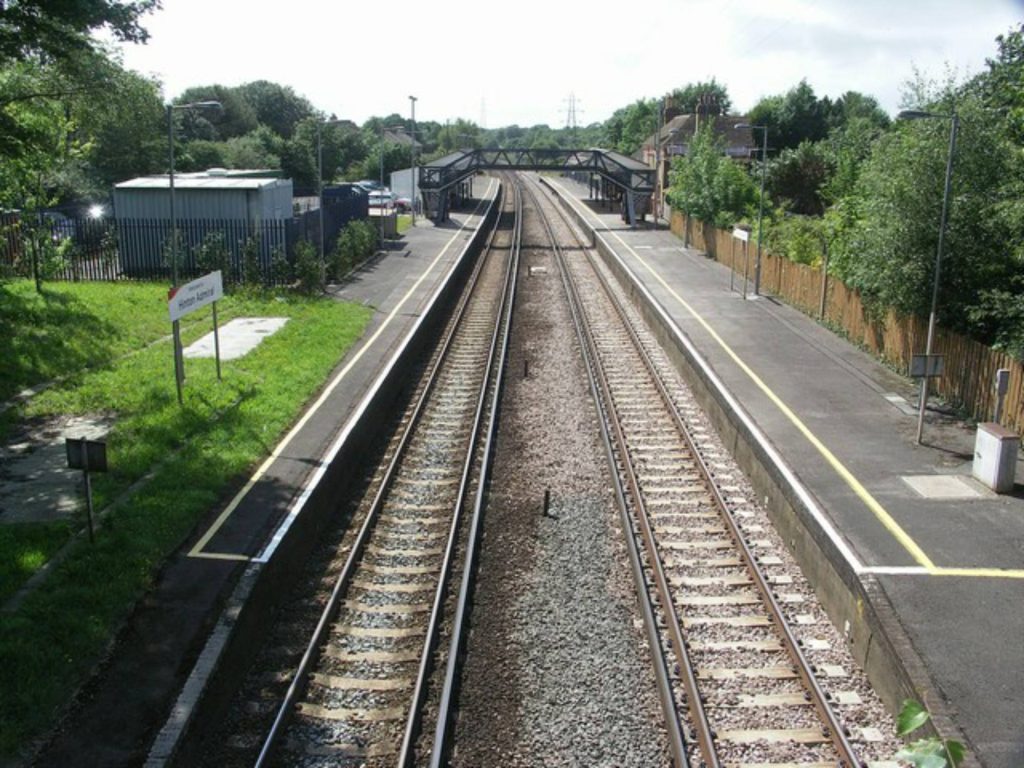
[0,279,372,758]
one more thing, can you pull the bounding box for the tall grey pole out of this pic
[654,98,664,228]
[166,99,221,406]
[379,122,385,248]
[317,121,325,287]
[167,104,184,405]
[409,95,418,226]
[915,113,958,445]
[754,125,767,296]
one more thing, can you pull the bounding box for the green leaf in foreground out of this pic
[896,699,965,768]
[897,698,931,736]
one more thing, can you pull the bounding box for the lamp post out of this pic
[409,95,417,226]
[735,123,768,296]
[317,117,345,288]
[898,109,959,445]
[378,122,389,248]
[654,95,668,228]
[166,99,221,405]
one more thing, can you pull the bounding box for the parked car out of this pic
[393,195,413,213]
[367,191,396,210]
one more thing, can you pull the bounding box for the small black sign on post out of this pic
[66,438,107,543]
[910,354,945,379]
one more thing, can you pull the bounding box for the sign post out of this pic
[66,438,108,543]
[168,270,224,398]
[732,226,751,299]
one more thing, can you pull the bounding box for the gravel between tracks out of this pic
[451,228,670,766]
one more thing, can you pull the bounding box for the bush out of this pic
[195,231,232,290]
[293,239,322,294]
[328,220,378,281]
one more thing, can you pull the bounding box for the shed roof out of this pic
[115,175,286,191]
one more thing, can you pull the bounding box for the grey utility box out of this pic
[973,422,1019,493]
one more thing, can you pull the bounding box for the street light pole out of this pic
[898,109,959,445]
[317,120,325,288]
[166,100,221,405]
[735,123,768,296]
[654,97,664,229]
[379,122,386,248]
[409,95,417,226]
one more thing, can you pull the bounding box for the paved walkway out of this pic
[546,175,1024,768]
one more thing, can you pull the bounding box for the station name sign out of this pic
[168,271,223,322]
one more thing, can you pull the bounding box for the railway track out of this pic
[524,173,864,768]
[203,181,519,768]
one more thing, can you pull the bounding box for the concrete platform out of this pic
[32,180,501,767]
[544,174,1024,768]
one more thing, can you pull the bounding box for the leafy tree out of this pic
[235,80,315,139]
[980,23,1024,143]
[434,118,481,154]
[820,115,887,205]
[832,86,1011,338]
[221,132,281,171]
[669,79,732,114]
[763,140,831,216]
[75,63,164,188]
[666,125,756,228]
[826,90,890,132]
[749,79,829,150]
[0,59,70,206]
[0,0,159,64]
[176,85,257,140]
[601,98,656,155]
[177,139,226,172]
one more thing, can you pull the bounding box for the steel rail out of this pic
[253,186,507,768]
[541,177,861,767]
[398,179,519,765]
[521,176,691,768]
[427,175,522,768]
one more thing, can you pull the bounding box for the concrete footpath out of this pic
[31,180,500,767]
[546,175,1024,768]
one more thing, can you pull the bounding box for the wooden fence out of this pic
[670,210,1024,436]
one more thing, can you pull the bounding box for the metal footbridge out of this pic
[419,148,655,225]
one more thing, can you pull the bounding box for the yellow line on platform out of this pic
[549,179,936,571]
[188,193,493,561]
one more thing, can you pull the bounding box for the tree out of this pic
[820,115,887,205]
[763,140,831,216]
[601,98,656,155]
[748,79,829,150]
[235,80,315,139]
[826,90,890,132]
[0,0,159,64]
[176,85,257,140]
[434,118,481,154]
[74,63,164,188]
[666,125,756,229]
[669,79,732,115]
[980,23,1024,144]
[221,132,281,170]
[833,86,1011,339]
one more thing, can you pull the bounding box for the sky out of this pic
[109,0,1024,129]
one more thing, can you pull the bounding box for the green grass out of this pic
[0,279,372,758]
[0,521,72,604]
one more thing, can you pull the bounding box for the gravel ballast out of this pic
[450,201,670,767]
